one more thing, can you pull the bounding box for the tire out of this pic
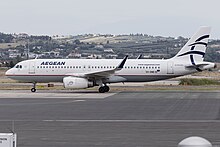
[98,87,105,93]
[104,86,110,92]
[31,88,36,92]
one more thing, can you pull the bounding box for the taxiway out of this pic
[0,90,219,147]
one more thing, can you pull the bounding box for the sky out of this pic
[0,0,220,38]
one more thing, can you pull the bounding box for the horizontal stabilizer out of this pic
[185,62,216,71]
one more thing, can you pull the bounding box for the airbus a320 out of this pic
[5,27,216,93]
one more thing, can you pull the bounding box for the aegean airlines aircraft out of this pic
[5,27,216,93]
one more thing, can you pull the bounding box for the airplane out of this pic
[5,26,216,93]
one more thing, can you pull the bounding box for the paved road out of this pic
[0,90,220,147]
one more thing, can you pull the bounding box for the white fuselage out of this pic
[5,58,194,83]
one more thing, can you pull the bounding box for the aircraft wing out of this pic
[67,55,128,78]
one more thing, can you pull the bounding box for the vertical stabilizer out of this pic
[172,26,211,64]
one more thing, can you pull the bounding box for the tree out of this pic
[9,61,14,68]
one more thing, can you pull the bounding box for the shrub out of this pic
[179,78,220,85]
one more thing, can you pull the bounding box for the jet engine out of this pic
[63,76,94,89]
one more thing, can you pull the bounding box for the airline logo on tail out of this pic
[177,34,210,71]
[177,35,209,58]
[177,34,209,69]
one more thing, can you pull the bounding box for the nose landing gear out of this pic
[31,82,37,92]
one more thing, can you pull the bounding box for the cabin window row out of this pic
[124,66,160,69]
[36,66,160,69]
[36,66,116,69]
[37,66,82,69]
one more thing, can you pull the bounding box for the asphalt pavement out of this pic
[0,90,220,147]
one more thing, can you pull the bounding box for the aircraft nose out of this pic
[5,68,12,76]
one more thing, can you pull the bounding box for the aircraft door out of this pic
[167,61,174,74]
[29,61,35,74]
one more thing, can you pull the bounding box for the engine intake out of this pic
[63,77,94,89]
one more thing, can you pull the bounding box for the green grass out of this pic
[0,68,7,70]
[179,78,220,86]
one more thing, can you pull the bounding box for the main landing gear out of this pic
[98,85,110,93]
[31,82,37,92]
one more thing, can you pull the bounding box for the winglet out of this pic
[136,54,142,59]
[117,55,128,69]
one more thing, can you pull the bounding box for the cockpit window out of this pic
[15,65,22,69]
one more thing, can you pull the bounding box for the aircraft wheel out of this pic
[98,87,105,93]
[31,88,36,92]
[104,86,110,92]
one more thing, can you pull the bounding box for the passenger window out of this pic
[20,65,22,68]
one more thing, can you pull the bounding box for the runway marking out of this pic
[0,100,86,106]
[44,120,220,123]
[1,120,220,123]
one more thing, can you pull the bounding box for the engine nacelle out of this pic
[63,77,94,89]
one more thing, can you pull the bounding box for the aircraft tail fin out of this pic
[172,26,211,64]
